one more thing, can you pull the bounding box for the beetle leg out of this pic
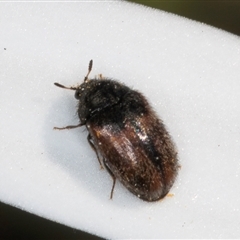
[87,134,103,169]
[53,123,84,130]
[103,160,117,199]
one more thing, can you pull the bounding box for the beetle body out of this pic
[54,60,178,202]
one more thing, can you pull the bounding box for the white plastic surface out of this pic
[1,1,240,239]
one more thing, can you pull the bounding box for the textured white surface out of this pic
[1,1,240,239]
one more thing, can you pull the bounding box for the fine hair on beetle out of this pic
[54,60,178,202]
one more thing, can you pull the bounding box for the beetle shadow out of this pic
[43,95,147,209]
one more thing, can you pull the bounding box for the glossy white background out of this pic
[0,1,240,239]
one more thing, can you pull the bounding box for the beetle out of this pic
[54,60,178,202]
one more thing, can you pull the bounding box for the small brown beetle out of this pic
[54,60,178,202]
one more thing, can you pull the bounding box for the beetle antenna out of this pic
[84,59,93,82]
[54,82,77,90]
[54,60,93,89]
